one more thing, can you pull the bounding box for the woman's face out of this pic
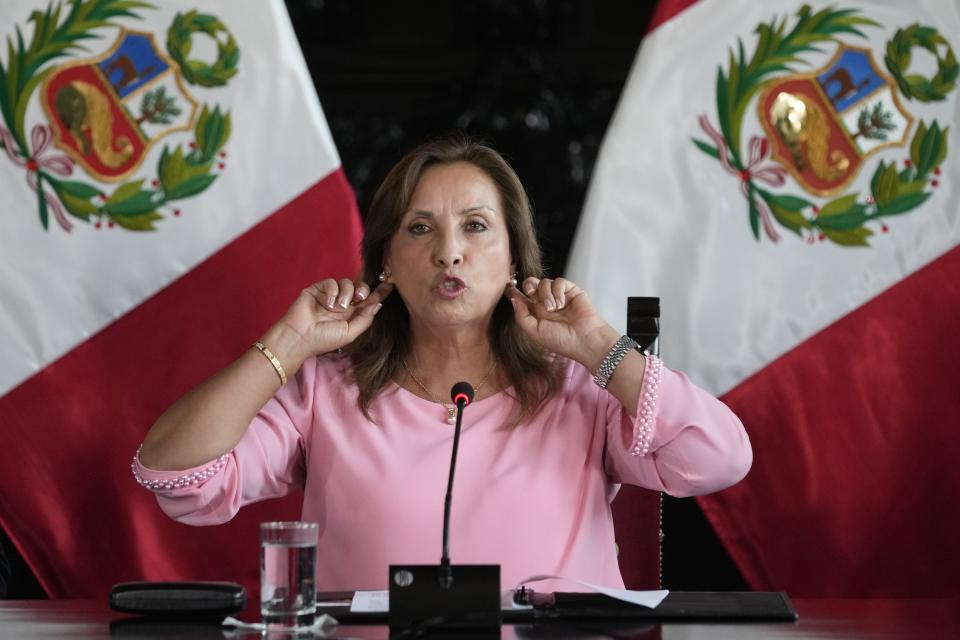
[386,161,514,332]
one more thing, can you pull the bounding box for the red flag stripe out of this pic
[648,0,698,32]
[0,169,362,598]
[700,245,960,596]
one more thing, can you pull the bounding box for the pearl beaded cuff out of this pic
[630,355,662,456]
[131,444,230,491]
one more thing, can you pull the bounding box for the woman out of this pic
[134,135,751,591]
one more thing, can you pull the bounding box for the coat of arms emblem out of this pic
[694,4,956,246]
[1,2,238,232]
[41,29,198,182]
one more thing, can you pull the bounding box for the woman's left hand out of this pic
[506,276,619,368]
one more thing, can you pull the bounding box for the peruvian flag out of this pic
[570,0,960,596]
[0,0,362,597]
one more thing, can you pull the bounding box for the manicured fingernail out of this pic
[374,303,382,312]
[357,291,368,300]
[545,299,556,311]
[339,297,350,308]
[327,296,336,308]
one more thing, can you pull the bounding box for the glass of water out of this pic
[260,521,318,628]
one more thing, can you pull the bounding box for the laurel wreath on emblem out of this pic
[167,10,239,88]
[885,24,959,102]
[0,1,237,232]
[692,4,953,247]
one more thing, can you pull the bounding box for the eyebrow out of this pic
[405,205,496,218]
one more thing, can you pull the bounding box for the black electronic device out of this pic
[516,590,798,621]
[388,382,502,633]
[109,581,246,617]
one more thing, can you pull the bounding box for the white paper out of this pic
[315,598,352,607]
[517,574,669,608]
[350,590,390,613]
[350,589,529,613]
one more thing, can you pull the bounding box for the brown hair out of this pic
[348,133,562,423]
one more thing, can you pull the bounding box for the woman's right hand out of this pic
[269,278,394,369]
[139,278,392,471]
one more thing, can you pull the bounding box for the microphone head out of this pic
[450,381,475,407]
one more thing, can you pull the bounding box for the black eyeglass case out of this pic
[109,581,247,617]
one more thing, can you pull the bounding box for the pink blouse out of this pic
[134,354,751,591]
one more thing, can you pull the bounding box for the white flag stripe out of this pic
[0,0,339,394]
[569,0,960,394]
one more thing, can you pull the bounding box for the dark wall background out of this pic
[1,0,747,598]
[286,0,651,276]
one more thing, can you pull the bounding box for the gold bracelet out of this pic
[252,341,287,386]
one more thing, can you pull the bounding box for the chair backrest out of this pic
[612,486,662,589]
[614,296,662,590]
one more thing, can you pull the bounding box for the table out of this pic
[1,597,958,638]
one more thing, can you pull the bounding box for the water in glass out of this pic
[260,522,317,627]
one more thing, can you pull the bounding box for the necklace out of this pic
[402,358,497,424]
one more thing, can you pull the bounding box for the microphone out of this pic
[439,382,474,588]
[387,380,500,631]
[450,381,474,408]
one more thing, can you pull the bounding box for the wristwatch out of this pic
[592,335,640,389]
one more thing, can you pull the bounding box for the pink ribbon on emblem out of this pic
[698,115,788,243]
[1,124,76,231]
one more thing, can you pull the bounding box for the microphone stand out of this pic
[438,394,467,589]
[388,382,501,633]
